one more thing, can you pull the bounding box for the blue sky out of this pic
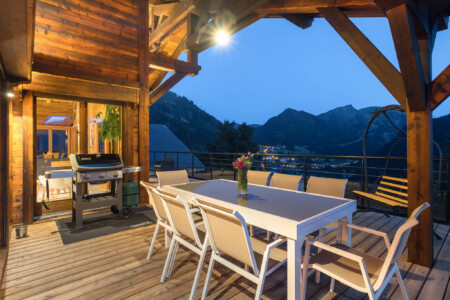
[172,18,450,125]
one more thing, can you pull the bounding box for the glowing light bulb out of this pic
[215,30,230,46]
[6,92,14,98]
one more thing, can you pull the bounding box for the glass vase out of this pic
[237,168,248,195]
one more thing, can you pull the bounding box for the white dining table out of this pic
[163,179,356,299]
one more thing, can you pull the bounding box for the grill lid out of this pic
[69,154,124,171]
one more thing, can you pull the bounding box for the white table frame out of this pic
[163,179,356,299]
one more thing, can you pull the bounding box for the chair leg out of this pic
[147,222,160,260]
[255,249,271,300]
[330,278,335,292]
[201,256,215,300]
[189,240,209,300]
[167,241,179,278]
[395,264,408,300]
[161,238,176,283]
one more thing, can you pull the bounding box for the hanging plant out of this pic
[96,105,121,153]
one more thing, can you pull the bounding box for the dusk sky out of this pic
[172,18,450,125]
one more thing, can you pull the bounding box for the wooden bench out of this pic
[353,176,408,209]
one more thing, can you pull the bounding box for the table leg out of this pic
[340,214,353,246]
[287,236,303,300]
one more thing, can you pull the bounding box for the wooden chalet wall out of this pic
[9,0,145,224]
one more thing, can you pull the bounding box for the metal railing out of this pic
[150,151,450,224]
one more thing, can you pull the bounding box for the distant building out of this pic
[149,124,205,172]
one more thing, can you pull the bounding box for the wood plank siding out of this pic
[1,211,449,299]
[33,0,139,84]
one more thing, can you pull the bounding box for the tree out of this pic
[209,121,258,153]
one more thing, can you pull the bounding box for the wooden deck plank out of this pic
[0,211,447,300]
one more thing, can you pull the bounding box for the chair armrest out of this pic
[339,221,390,248]
[305,239,363,263]
[266,237,286,251]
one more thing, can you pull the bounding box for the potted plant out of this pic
[96,105,121,153]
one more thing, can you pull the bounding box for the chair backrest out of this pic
[375,176,408,206]
[269,173,303,191]
[140,181,169,222]
[374,202,430,289]
[247,170,271,186]
[156,190,203,248]
[156,170,189,187]
[306,176,348,198]
[197,201,259,275]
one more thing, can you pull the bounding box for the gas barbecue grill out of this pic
[45,154,141,229]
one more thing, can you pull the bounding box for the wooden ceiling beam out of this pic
[32,61,140,89]
[149,1,195,46]
[149,72,186,104]
[284,14,314,29]
[430,65,450,111]
[22,72,139,103]
[148,52,201,75]
[256,0,379,15]
[386,4,426,111]
[318,7,407,107]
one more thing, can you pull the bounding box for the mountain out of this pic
[254,105,409,155]
[150,92,450,156]
[149,92,221,152]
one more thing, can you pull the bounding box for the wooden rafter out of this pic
[149,72,186,104]
[430,65,450,111]
[318,7,407,107]
[148,52,201,75]
[149,1,195,45]
[284,14,314,29]
[386,4,426,111]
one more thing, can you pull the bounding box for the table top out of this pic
[169,179,354,223]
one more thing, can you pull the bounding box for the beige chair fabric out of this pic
[156,170,189,187]
[301,202,430,300]
[140,181,173,261]
[196,200,287,300]
[247,170,271,186]
[157,191,209,300]
[269,173,303,191]
[306,176,348,198]
[306,176,349,282]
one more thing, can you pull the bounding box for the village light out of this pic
[215,30,230,46]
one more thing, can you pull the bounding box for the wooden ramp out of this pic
[1,211,449,299]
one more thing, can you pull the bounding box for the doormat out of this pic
[55,206,156,245]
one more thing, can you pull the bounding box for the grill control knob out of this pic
[113,171,119,177]
[83,174,91,180]
[99,173,105,179]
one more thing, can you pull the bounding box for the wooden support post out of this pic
[138,0,150,204]
[0,77,8,245]
[406,107,433,267]
[22,90,35,225]
[78,101,88,154]
[122,103,134,182]
[386,4,426,111]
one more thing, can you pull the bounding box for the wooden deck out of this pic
[1,211,449,300]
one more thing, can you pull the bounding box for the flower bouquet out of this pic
[233,153,254,195]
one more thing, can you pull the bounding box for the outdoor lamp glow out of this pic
[215,30,230,46]
[6,92,15,98]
